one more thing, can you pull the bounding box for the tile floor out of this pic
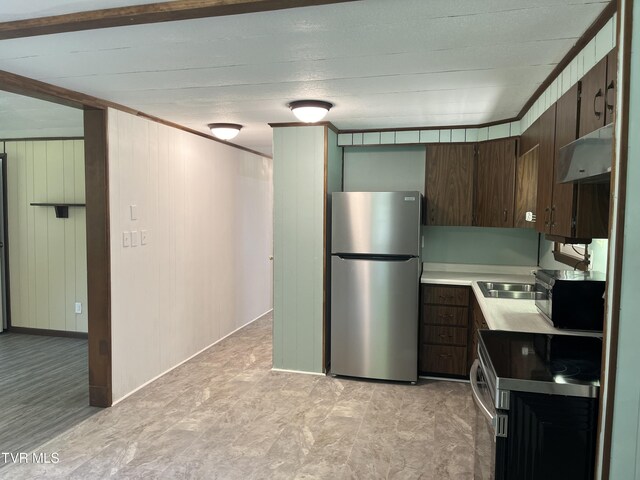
[0,333,99,455]
[2,313,477,479]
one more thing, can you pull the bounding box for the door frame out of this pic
[0,153,11,332]
[0,86,113,408]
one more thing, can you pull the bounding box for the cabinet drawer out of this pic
[423,285,469,306]
[423,305,468,327]
[423,325,468,346]
[420,345,468,376]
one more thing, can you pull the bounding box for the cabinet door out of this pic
[475,139,517,228]
[579,57,607,137]
[423,284,470,306]
[535,106,557,233]
[605,48,617,125]
[468,294,486,370]
[425,144,475,226]
[551,85,579,238]
[514,146,538,229]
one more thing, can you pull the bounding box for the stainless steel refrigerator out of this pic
[330,191,421,382]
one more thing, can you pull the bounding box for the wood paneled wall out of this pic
[2,139,87,333]
[107,109,273,402]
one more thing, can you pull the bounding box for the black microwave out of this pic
[534,269,606,331]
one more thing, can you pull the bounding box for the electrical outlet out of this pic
[123,231,131,247]
[131,230,139,247]
[74,302,82,314]
[140,230,148,245]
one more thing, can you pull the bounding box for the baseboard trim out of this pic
[8,326,88,339]
[419,375,470,384]
[271,368,326,376]
[111,308,273,405]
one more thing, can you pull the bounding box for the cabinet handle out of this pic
[594,88,603,118]
[439,354,452,359]
[544,207,550,227]
[605,80,615,113]
[439,314,454,320]
[439,334,452,339]
[503,209,508,222]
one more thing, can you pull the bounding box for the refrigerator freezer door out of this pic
[332,191,421,256]
[330,255,419,382]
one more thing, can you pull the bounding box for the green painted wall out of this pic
[609,3,640,477]
[343,146,425,193]
[422,226,539,266]
[272,126,342,374]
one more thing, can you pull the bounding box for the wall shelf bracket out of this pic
[30,202,86,219]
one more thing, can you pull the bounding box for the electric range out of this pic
[471,330,602,480]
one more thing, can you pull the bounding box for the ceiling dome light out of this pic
[208,123,242,140]
[288,100,333,123]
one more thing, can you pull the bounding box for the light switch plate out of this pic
[141,230,148,245]
[131,230,139,247]
[123,231,131,247]
[74,302,82,314]
[130,204,138,221]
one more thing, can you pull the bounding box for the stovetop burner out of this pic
[550,359,601,383]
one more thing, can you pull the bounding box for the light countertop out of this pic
[420,263,600,337]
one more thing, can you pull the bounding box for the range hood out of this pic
[557,123,613,183]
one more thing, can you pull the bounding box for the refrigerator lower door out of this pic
[330,255,419,382]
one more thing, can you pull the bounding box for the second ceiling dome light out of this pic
[289,100,333,123]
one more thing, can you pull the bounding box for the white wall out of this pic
[608,1,640,476]
[3,139,87,333]
[107,109,273,402]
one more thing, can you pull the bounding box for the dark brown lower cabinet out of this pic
[421,345,467,376]
[468,292,488,371]
[419,284,470,377]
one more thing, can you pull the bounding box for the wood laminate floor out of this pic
[0,333,99,459]
[2,313,477,479]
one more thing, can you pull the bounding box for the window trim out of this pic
[552,242,590,271]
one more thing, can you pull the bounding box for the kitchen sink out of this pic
[483,290,546,300]
[478,281,545,300]
[479,282,535,292]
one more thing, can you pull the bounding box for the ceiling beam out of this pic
[0,0,360,40]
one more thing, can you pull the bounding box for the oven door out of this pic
[470,359,508,480]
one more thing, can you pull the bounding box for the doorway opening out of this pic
[0,90,108,457]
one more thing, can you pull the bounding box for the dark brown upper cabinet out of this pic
[515,145,538,229]
[535,105,557,234]
[550,85,580,238]
[475,139,517,228]
[425,144,475,226]
[580,48,617,137]
[529,84,609,241]
[605,48,617,125]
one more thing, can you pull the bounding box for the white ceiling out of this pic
[0,0,609,154]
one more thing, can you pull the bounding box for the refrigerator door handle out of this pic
[335,254,415,262]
